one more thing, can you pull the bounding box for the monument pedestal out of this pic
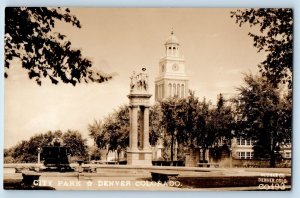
[127,149,152,166]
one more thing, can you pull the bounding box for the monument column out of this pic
[130,105,138,150]
[143,106,150,149]
[127,68,152,166]
[129,107,132,148]
[139,106,144,149]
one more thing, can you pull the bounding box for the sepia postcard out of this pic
[4,8,292,191]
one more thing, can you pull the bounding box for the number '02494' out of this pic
[258,183,285,190]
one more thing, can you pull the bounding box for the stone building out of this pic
[230,137,292,168]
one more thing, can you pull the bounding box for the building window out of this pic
[155,85,158,100]
[239,152,246,159]
[246,152,251,159]
[168,83,172,97]
[241,139,245,145]
[173,84,176,97]
[158,84,160,99]
[237,137,252,146]
[246,139,251,146]
[159,84,162,99]
[181,84,184,98]
[238,151,253,159]
[177,84,180,97]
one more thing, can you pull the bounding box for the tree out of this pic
[206,94,236,162]
[177,92,202,147]
[194,97,216,161]
[158,91,236,164]
[234,73,292,167]
[160,97,185,161]
[7,130,88,163]
[231,9,293,88]
[211,94,235,145]
[5,7,112,86]
[149,104,163,146]
[88,120,108,149]
[89,146,102,161]
[160,92,221,162]
[4,148,15,163]
[88,105,129,162]
[89,104,162,162]
[62,130,88,158]
[106,106,130,162]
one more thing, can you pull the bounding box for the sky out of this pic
[4,8,267,148]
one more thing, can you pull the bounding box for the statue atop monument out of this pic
[130,68,149,93]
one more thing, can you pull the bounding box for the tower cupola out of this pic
[165,30,180,57]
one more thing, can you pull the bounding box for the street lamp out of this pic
[37,147,41,164]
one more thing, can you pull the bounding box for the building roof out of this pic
[165,31,179,45]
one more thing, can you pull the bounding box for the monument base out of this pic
[127,149,152,166]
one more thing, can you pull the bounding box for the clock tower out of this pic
[155,31,189,101]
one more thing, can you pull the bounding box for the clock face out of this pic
[172,64,179,71]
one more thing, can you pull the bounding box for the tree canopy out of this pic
[160,92,235,161]
[234,73,292,167]
[5,130,88,163]
[88,104,163,161]
[88,105,130,157]
[5,7,112,86]
[231,9,293,88]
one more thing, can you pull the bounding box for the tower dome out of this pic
[164,30,180,57]
[165,31,179,45]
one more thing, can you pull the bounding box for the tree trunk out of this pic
[270,144,276,168]
[106,151,109,164]
[269,133,276,168]
[270,152,276,168]
[117,151,120,164]
[202,148,206,162]
[177,143,181,160]
[171,134,174,165]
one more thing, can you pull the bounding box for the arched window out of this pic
[159,84,162,99]
[173,83,176,97]
[181,84,184,98]
[177,84,180,97]
[155,84,158,100]
[168,83,172,97]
